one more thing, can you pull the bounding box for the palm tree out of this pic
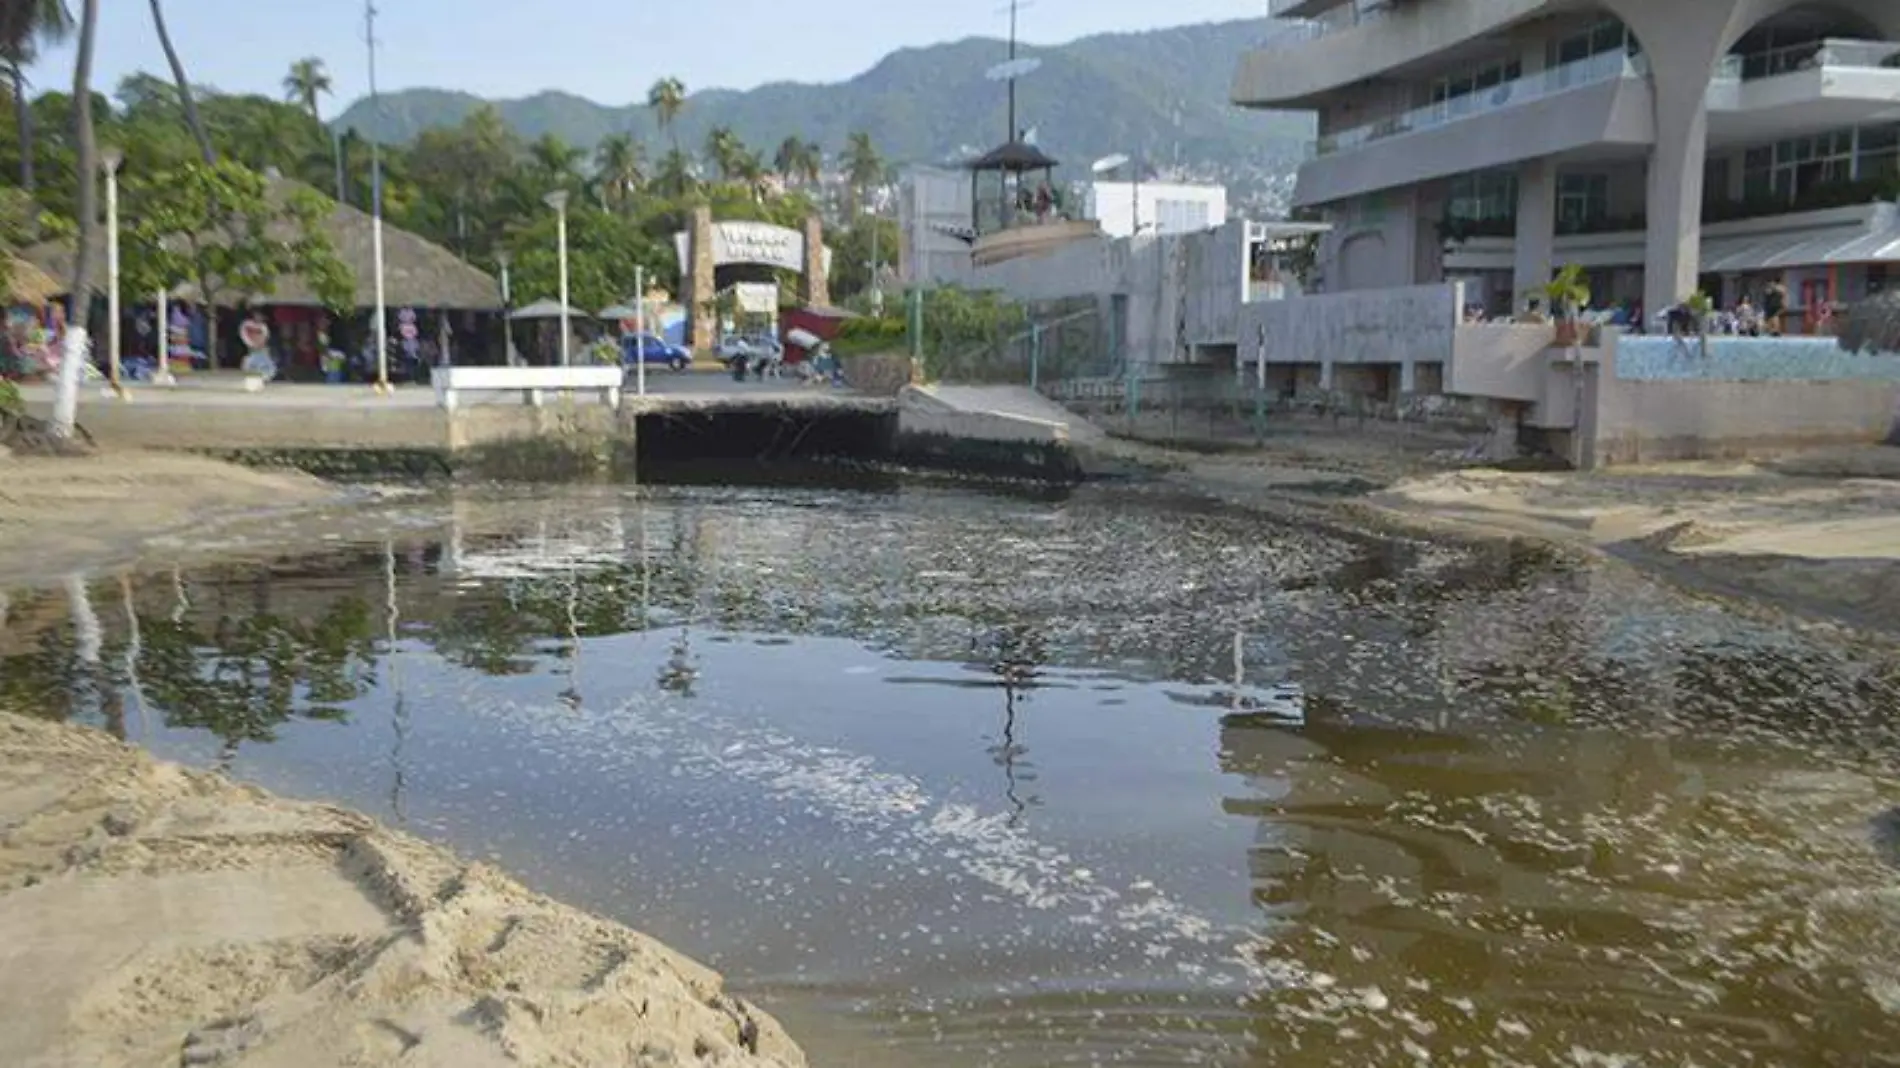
[282,56,331,118]
[773,136,823,187]
[527,132,584,188]
[594,133,645,212]
[703,125,745,182]
[656,148,695,198]
[735,151,770,202]
[1,0,72,197]
[147,0,212,162]
[646,76,685,150]
[841,131,882,216]
[53,0,98,441]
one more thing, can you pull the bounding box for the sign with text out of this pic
[673,221,833,276]
[732,282,779,314]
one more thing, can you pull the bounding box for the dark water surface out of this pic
[5,481,1900,1067]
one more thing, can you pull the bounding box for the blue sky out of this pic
[30,0,1265,110]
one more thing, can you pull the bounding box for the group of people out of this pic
[1481,280,1812,340]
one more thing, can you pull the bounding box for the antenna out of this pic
[993,0,1036,142]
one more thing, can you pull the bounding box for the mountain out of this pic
[332,19,1313,208]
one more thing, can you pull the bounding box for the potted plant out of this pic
[1685,289,1714,358]
[1543,264,1591,346]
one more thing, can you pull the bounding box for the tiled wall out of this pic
[1615,336,1900,382]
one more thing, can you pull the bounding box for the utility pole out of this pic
[366,0,389,391]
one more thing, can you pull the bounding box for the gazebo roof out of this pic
[5,257,60,306]
[964,140,1060,173]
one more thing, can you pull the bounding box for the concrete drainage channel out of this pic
[193,386,1092,487]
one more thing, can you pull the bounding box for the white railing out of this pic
[1257,2,1395,51]
[1309,49,1644,157]
[1734,37,1900,80]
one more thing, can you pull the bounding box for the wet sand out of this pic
[0,451,349,588]
[0,712,804,1067]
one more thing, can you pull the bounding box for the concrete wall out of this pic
[1448,322,1554,402]
[1584,329,1900,463]
[1240,283,1460,377]
[960,219,1256,371]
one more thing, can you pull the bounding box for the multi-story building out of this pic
[1233,0,1900,327]
[1084,181,1230,239]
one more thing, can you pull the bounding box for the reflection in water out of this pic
[980,625,1044,827]
[385,541,410,825]
[2,485,1899,1067]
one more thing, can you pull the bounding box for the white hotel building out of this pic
[1233,0,1900,327]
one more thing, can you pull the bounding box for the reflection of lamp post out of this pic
[545,190,571,367]
[100,147,124,396]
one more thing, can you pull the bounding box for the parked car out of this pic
[621,332,690,371]
[716,333,784,363]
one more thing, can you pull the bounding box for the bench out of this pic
[432,365,623,412]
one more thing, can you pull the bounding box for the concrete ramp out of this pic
[896,385,1088,482]
[912,384,1108,444]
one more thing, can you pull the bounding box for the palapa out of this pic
[19,176,501,311]
[5,257,60,306]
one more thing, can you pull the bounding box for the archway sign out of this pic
[671,220,834,276]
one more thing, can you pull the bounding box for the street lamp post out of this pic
[101,147,123,396]
[496,250,513,365]
[545,190,571,367]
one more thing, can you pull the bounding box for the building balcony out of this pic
[970,216,1103,268]
[1292,51,1653,208]
[1233,0,1555,109]
[1706,39,1900,145]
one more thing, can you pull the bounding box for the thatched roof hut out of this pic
[21,176,501,311]
[5,256,60,306]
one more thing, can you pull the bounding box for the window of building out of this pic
[1740,126,1879,204]
[1152,198,1211,235]
[1547,17,1640,69]
[1447,169,1517,223]
[1556,173,1609,231]
[1730,24,1827,80]
[1428,57,1524,115]
[1859,123,1900,179]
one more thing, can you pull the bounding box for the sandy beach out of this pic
[0,451,347,588]
[0,712,805,1068]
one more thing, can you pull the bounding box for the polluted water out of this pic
[4,480,1900,1067]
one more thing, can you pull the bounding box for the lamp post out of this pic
[101,147,123,396]
[367,0,389,393]
[545,190,571,367]
[634,264,647,397]
[496,249,513,365]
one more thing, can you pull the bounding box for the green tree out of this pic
[1,0,72,197]
[146,0,213,163]
[841,130,882,216]
[119,160,354,367]
[281,56,331,118]
[702,125,745,181]
[772,136,821,187]
[502,206,673,315]
[526,132,584,190]
[406,105,521,255]
[646,76,685,150]
[830,214,899,303]
[593,133,644,213]
[654,147,695,198]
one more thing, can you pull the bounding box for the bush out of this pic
[0,380,20,414]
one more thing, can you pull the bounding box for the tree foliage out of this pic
[119,160,353,361]
[501,206,672,315]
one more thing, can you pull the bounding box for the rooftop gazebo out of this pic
[965,139,1060,236]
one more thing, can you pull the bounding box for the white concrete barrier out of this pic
[432,366,623,412]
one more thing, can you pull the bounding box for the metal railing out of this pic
[1256,2,1395,51]
[1735,37,1900,81]
[1309,49,1643,157]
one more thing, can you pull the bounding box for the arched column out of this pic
[1602,0,1820,317]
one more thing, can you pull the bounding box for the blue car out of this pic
[621,333,690,371]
